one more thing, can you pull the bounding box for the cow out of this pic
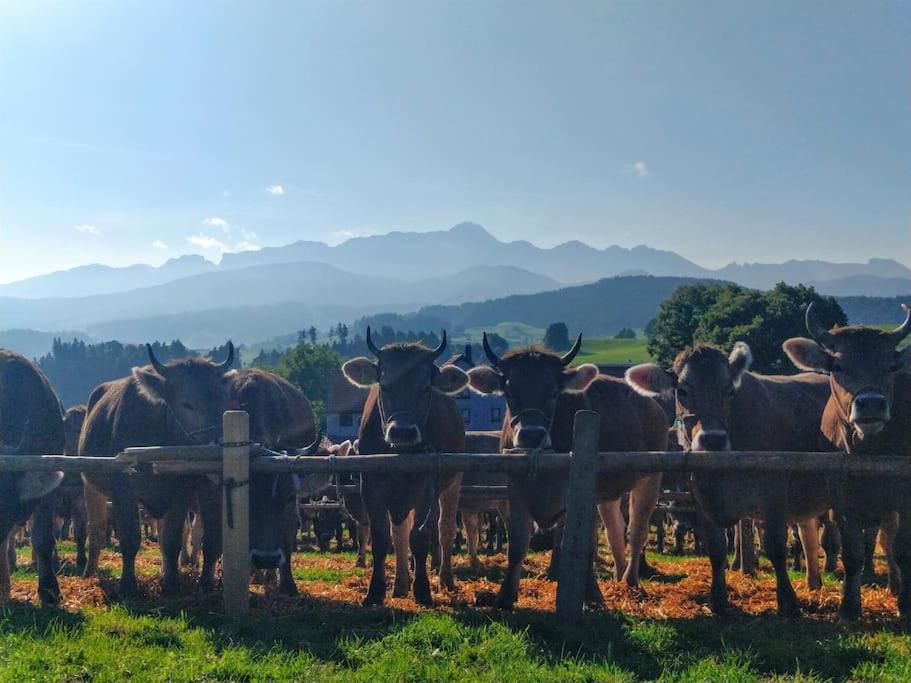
[467,333,668,610]
[341,328,468,606]
[626,341,834,616]
[783,303,911,622]
[460,431,509,570]
[0,349,67,604]
[56,405,89,573]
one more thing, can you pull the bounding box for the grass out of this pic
[463,322,547,346]
[574,337,652,366]
[2,538,909,682]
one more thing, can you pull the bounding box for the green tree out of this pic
[272,342,343,411]
[615,327,636,339]
[543,322,571,352]
[647,282,731,367]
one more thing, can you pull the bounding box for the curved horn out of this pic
[366,326,380,357]
[890,304,911,343]
[482,332,501,368]
[146,343,167,375]
[299,430,323,456]
[561,333,583,366]
[805,303,834,348]
[214,341,235,370]
[431,329,448,360]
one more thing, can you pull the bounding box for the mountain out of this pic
[0,255,215,299]
[0,262,564,345]
[420,275,710,337]
[714,258,911,292]
[806,275,911,298]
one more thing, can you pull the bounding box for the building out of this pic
[444,344,507,433]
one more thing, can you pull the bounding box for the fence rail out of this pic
[4,409,911,621]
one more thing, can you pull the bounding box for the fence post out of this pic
[556,410,601,622]
[222,410,250,618]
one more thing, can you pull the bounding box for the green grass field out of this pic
[2,543,909,681]
[574,337,652,366]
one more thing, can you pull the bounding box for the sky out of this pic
[0,1,908,284]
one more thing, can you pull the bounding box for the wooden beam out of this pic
[221,411,250,619]
[0,455,131,473]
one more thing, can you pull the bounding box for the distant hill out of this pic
[715,258,911,292]
[420,275,711,337]
[808,275,911,298]
[837,296,911,326]
[0,329,93,361]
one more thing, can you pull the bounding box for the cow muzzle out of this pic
[385,418,422,449]
[512,425,552,450]
[250,548,285,569]
[850,391,890,436]
[692,429,730,452]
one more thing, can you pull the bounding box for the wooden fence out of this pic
[3,409,911,622]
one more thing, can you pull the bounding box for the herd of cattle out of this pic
[1,303,911,624]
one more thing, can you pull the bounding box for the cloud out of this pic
[187,234,229,252]
[152,240,168,251]
[631,161,649,177]
[74,224,100,236]
[240,228,258,242]
[234,241,260,252]
[267,184,284,196]
[202,216,230,232]
[327,229,358,245]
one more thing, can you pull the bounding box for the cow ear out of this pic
[728,342,753,387]
[467,366,503,395]
[625,363,676,397]
[782,338,831,373]
[342,357,378,387]
[334,440,352,457]
[132,366,166,401]
[18,471,64,502]
[562,363,598,392]
[433,365,469,395]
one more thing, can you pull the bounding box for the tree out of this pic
[272,342,343,408]
[615,327,636,339]
[308,326,318,346]
[646,281,847,372]
[543,322,571,352]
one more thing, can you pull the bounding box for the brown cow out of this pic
[468,334,668,610]
[784,303,911,622]
[342,328,468,606]
[627,342,833,616]
[0,349,66,604]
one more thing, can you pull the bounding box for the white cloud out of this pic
[240,228,258,242]
[267,184,284,196]
[202,216,230,232]
[152,240,168,251]
[327,229,358,245]
[234,240,260,252]
[631,161,649,177]
[187,234,229,252]
[74,224,100,236]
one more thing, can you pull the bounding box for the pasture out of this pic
[575,336,652,366]
[1,539,907,681]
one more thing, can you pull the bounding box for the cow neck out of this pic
[161,400,218,447]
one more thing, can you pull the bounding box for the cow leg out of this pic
[790,525,804,572]
[279,504,299,596]
[31,498,61,605]
[820,514,841,573]
[437,475,461,592]
[862,525,878,584]
[197,483,221,592]
[160,498,190,596]
[0,519,16,601]
[391,512,413,598]
[547,519,564,580]
[82,478,108,578]
[495,486,531,610]
[699,509,730,615]
[623,473,661,587]
[600,498,627,581]
[762,514,800,617]
[356,522,370,568]
[110,489,141,598]
[655,512,666,555]
[463,511,482,570]
[362,482,390,606]
[835,508,865,621]
[798,518,822,590]
[893,511,911,623]
[73,495,88,575]
[881,512,901,597]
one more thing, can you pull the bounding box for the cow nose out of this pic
[250,549,285,569]
[693,429,729,452]
[385,423,421,447]
[514,426,551,450]
[851,393,890,424]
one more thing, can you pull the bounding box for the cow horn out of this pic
[805,303,834,348]
[214,341,235,369]
[299,431,323,456]
[482,332,501,368]
[561,333,583,366]
[366,326,380,357]
[890,304,911,343]
[146,344,168,375]
[431,330,448,360]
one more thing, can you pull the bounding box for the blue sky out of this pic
[0,1,908,284]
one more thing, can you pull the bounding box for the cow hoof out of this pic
[363,592,385,607]
[392,583,410,598]
[474,590,497,607]
[161,578,180,597]
[709,598,729,617]
[119,581,139,599]
[778,602,801,619]
[38,586,61,606]
[862,570,877,585]
[807,576,823,591]
[355,558,367,569]
[838,605,861,623]
[469,559,483,571]
[889,580,901,597]
[439,576,456,593]
[415,591,434,607]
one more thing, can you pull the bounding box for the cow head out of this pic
[63,405,86,456]
[467,333,599,449]
[342,328,468,449]
[133,343,235,443]
[783,303,911,441]
[626,343,753,452]
[248,436,348,569]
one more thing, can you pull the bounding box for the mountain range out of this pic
[1,223,909,351]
